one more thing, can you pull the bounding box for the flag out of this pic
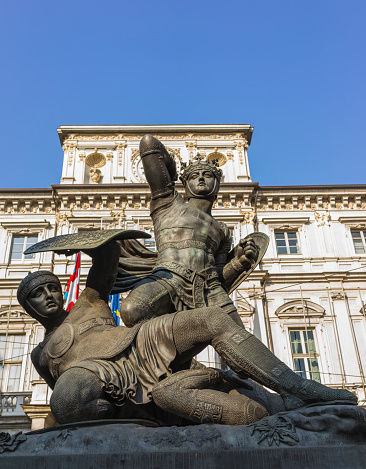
[64,252,81,312]
[109,293,120,325]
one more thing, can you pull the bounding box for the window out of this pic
[351,230,366,254]
[0,335,26,392]
[289,330,321,382]
[144,230,156,252]
[275,231,299,254]
[10,235,38,261]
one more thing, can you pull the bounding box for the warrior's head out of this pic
[17,271,64,326]
[180,154,222,201]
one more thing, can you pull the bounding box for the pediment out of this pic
[275,300,325,319]
[0,308,32,321]
[237,299,255,317]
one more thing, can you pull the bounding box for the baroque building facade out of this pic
[1,124,365,433]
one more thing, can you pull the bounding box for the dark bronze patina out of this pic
[17,135,357,428]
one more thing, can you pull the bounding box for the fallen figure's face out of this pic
[27,282,64,319]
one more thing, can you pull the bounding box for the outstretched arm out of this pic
[139,135,177,200]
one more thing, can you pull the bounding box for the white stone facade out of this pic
[0,124,365,433]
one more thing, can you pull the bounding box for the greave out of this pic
[212,329,358,409]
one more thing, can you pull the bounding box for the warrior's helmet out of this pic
[17,271,62,319]
[180,154,223,199]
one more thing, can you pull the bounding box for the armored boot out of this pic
[212,328,358,410]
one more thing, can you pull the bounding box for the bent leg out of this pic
[120,279,173,327]
[50,367,117,424]
[151,368,268,425]
[172,306,357,409]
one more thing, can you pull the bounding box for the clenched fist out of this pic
[234,238,259,269]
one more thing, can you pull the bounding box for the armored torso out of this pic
[152,192,229,273]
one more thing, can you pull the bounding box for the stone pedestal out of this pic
[1,405,365,469]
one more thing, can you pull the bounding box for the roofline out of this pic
[257,184,366,191]
[0,182,365,193]
[57,124,254,145]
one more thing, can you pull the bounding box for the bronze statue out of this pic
[17,135,357,427]
[18,241,280,425]
[18,237,356,426]
[113,135,262,327]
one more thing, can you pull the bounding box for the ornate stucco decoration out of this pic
[56,212,70,227]
[331,292,345,301]
[207,148,227,167]
[185,141,197,160]
[65,133,249,146]
[85,149,106,184]
[314,211,330,226]
[240,209,256,225]
[116,142,127,166]
[110,202,127,227]
[234,139,248,165]
[275,300,325,319]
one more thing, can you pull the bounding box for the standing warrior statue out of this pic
[116,135,260,327]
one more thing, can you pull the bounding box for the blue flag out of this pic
[109,293,120,326]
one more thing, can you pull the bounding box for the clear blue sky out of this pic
[0,0,365,188]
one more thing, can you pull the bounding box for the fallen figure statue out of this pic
[17,237,357,427]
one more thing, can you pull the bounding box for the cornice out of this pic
[258,184,366,193]
[57,124,254,145]
[263,271,366,285]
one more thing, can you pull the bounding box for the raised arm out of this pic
[84,241,121,303]
[139,135,177,200]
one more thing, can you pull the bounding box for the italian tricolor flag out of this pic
[64,252,81,312]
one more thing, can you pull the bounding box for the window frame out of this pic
[275,230,300,255]
[9,234,39,262]
[351,229,366,254]
[0,334,28,393]
[288,329,321,383]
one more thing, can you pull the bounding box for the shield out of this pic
[24,229,151,256]
[228,232,269,294]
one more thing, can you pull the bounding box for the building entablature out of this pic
[256,185,366,212]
